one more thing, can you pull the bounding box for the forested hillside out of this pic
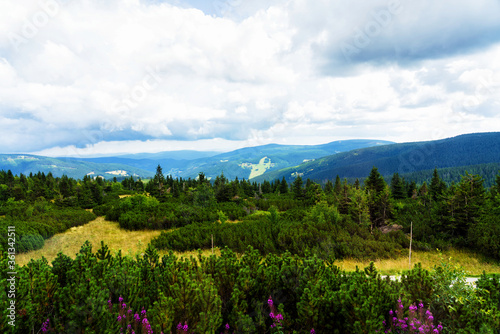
[257,132,500,184]
[0,140,393,182]
[0,154,154,180]
[68,139,395,180]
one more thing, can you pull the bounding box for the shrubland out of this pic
[1,166,500,332]
[1,243,499,333]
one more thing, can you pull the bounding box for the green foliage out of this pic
[0,202,96,253]
[1,242,499,333]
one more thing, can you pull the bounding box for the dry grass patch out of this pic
[15,217,226,266]
[171,248,223,260]
[335,249,500,276]
[16,217,163,266]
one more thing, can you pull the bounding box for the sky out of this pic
[1,0,500,157]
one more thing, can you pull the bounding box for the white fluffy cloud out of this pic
[0,0,499,156]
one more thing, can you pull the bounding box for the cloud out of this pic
[0,0,499,156]
[291,0,500,72]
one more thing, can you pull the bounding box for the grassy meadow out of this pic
[15,217,500,275]
[15,217,220,266]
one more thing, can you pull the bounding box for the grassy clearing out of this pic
[16,217,223,266]
[335,249,500,276]
[16,217,500,275]
[16,217,161,266]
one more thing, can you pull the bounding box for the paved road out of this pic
[383,276,479,285]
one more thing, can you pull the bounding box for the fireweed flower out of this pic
[386,300,442,333]
[225,323,230,330]
[311,329,316,334]
[41,318,50,332]
[267,296,285,332]
[119,296,124,303]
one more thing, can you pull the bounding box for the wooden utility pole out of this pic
[211,234,214,255]
[409,221,413,270]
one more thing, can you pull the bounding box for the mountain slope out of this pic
[254,132,500,183]
[167,139,394,180]
[0,140,394,180]
[0,154,155,180]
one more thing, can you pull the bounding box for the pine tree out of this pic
[429,168,446,201]
[365,167,392,230]
[324,180,334,195]
[354,178,360,190]
[333,175,342,194]
[292,175,304,199]
[279,177,288,194]
[452,173,486,236]
[348,186,371,227]
[151,164,165,197]
[390,173,405,200]
[365,167,385,193]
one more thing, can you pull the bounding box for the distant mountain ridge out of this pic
[254,132,500,183]
[158,139,395,180]
[0,139,393,180]
[0,154,155,180]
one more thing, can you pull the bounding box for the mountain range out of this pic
[1,133,499,183]
[0,140,392,180]
[253,132,500,184]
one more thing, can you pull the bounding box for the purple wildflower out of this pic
[41,318,50,333]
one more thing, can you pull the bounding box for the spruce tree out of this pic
[390,173,405,199]
[292,175,303,199]
[429,168,446,201]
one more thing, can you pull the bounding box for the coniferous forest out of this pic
[1,167,500,333]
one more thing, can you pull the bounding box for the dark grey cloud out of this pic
[307,0,500,74]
